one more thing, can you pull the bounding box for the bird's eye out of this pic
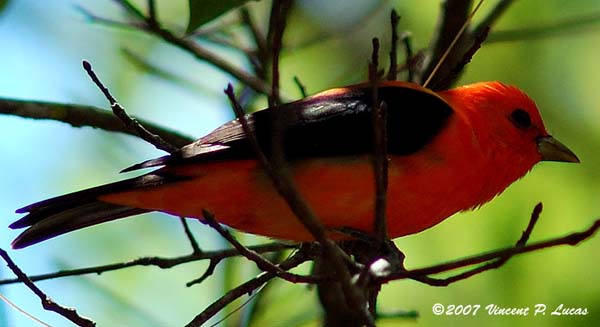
[510,108,531,128]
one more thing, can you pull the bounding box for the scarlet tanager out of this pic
[9,81,579,249]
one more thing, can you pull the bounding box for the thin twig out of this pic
[82,60,179,153]
[185,246,313,327]
[266,0,291,106]
[240,7,268,73]
[369,38,389,244]
[146,0,157,25]
[293,76,307,97]
[380,218,600,283]
[386,10,400,81]
[410,203,544,286]
[0,248,96,327]
[201,210,321,284]
[517,203,543,246]
[186,258,222,287]
[400,32,414,82]
[0,243,292,285]
[0,293,52,327]
[179,217,201,254]
[242,250,288,326]
[0,98,192,147]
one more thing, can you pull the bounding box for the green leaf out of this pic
[187,0,258,34]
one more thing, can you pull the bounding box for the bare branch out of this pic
[186,258,222,287]
[179,217,201,254]
[0,98,192,147]
[380,218,600,283]
[369,38,389,244]
[185,246,313,327]
[146,0,157,25]
[386,10,400,81]
[292,76,308,97]
[267,0,292,106]
[517,203,543,246]
[410,203,544,286]
[240,7,268,72]
[82,60,179,153]
[400,32,415,82]
[0,248,96,327]
[201,210,321,284]
[0,243,292,285]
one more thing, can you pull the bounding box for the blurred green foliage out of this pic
[1,0,599,326]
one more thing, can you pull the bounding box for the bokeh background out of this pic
[0,0,599,326]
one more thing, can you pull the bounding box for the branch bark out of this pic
[0,98,193,148]
[0,243,291,285]
[379,218,600,284]
[0,248,96,326]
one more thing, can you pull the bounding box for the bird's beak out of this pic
[537,136,580,163]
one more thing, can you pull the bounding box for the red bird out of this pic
[10,81,579,248]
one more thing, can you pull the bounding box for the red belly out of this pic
[100,153,477,241]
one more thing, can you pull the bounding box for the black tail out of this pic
[10,179,151,249]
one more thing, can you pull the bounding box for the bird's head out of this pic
[439,81,579,167]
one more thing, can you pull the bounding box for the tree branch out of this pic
[185,258,222,287]
[82,60,179,153]
[185,245,314,327]
[380,217,600,283]
[201,210,321,284]
[0,248,96,327]
[386,10,400,81]
[0,243,292,285]
[417,0,472,88]
[179,217,202,254]
[410,203,543,286]
[369,38,389,244]
[0,98,193,147]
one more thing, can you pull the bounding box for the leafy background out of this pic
[0,0,599,326]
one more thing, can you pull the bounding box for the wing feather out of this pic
[123,82,453,170]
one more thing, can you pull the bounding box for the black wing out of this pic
[125,82,453,170]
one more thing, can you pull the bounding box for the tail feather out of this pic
[10,178,155,249]
[11,202,148,249]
